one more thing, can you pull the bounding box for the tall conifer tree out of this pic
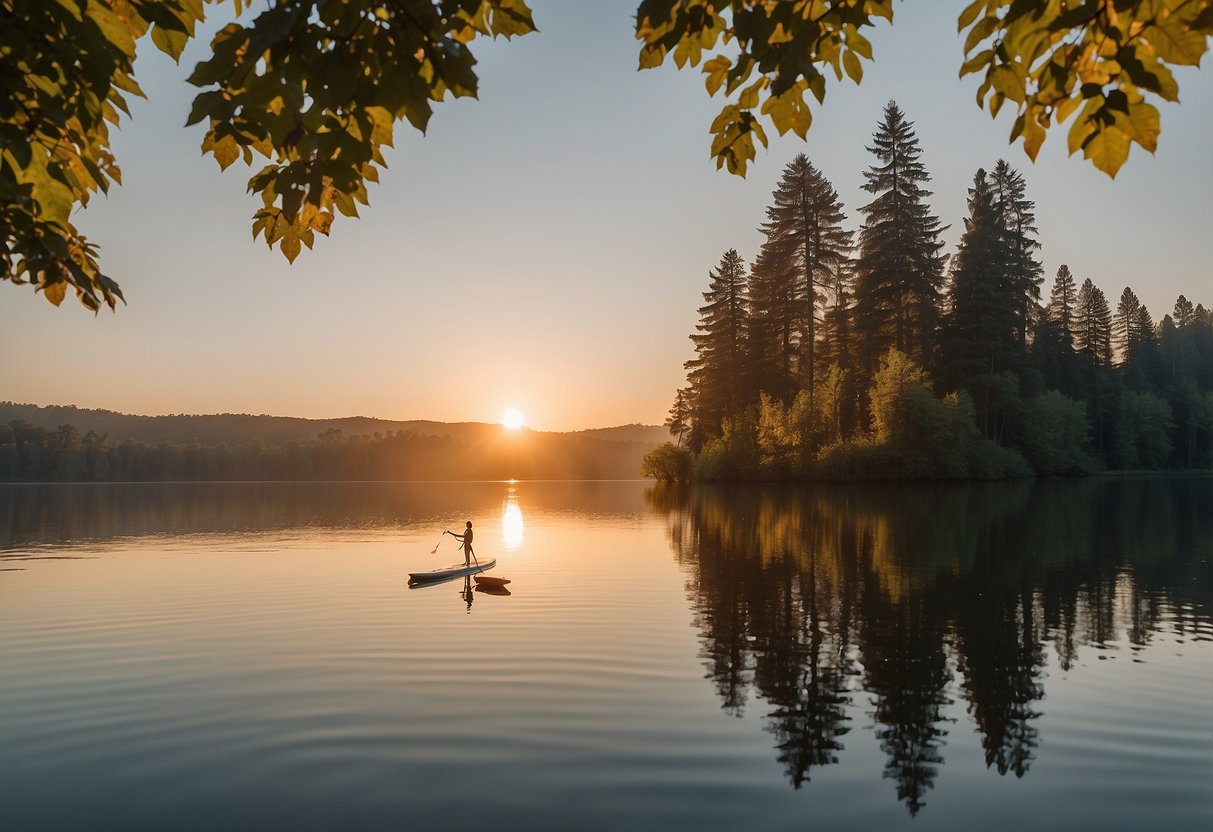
[1075,278,1116,453]
[1114,286,1142,363]
[854,102,947,400]
[1032,265,1083,397]
[944,168,1020,437]
[990,160,1043,352]
[759,154,853,403]
[666,388,693,447]
[1048,265,1078,345]
[685,249,751,448]
[1125,304,1161,391]
[1076,279,1114,368]
[748,245,805,404]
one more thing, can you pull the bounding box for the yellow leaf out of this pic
[847,30,873,61]
[211,134,240,170]
[769,23,793,45]
[1054,95,1082,124]
[1147,20,1208,66]
[1067,97,1101,154]
[1082,125,1130,177]
[842,49,862,84]
[1120,99,1160,153]
[737,79,765,109]
[702,55,731,96]
[365,106,394,146]
[957,2,984,33]
[280,235,301,263]
[760,86,811,139]
[638,45,666,70]
[42,280,67,307]
[1015,111,1047,161]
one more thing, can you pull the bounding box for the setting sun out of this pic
[502,408,525,430]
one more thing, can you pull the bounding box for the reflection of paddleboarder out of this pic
[445,521,474,566]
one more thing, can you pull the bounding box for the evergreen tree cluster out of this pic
[664,102,1213,481]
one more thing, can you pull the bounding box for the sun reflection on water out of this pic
[502,489,524,551]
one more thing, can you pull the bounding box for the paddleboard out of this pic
[408,558,496,584]
[473,575,511,587]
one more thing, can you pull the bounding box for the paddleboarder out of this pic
[445,521,475,567]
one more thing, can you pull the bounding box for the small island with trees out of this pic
[643,103,1213,483]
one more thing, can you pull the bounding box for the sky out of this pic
[2,1,1210,432]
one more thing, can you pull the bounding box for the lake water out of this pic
[1,478,1210,831]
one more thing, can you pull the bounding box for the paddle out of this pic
[430,536,443,554]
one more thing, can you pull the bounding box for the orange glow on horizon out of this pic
[502,408,524,430]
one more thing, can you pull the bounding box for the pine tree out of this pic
[748,244,805,404]
[1173,295,1195,327]
[1047,265,1078,345]
[990,160,1043,352]
[1032,264,1083,397]
[759,154,853,404]
[854,101,947,401]
[817,261,859,438]
[1126,304,1161,392]
[665,388,693,447]
[943,168,1021,437]
[1075,278,1117,453]
[818,262,853,372]
[1114,286,1142,363]
[1076,279,1114,368]
[685,249,751,449]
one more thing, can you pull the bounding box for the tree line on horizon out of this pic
[647,101,1213,483]
[0,423,650,483]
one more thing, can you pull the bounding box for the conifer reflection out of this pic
[649,477,1212,814]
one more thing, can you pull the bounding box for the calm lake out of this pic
[1,478,1210,831]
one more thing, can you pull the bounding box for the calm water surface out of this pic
[1,478,1210,831]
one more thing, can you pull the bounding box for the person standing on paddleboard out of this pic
[445,521,474,566]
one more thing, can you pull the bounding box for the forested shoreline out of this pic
[646,102,1213,483]
[0,422,654,482]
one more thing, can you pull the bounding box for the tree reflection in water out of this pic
[647,477,1212,815]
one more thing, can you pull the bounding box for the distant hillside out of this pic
[0,403,673,481]
[0,402,453,446]
[571,424,673,445]
[1,402,669,447]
